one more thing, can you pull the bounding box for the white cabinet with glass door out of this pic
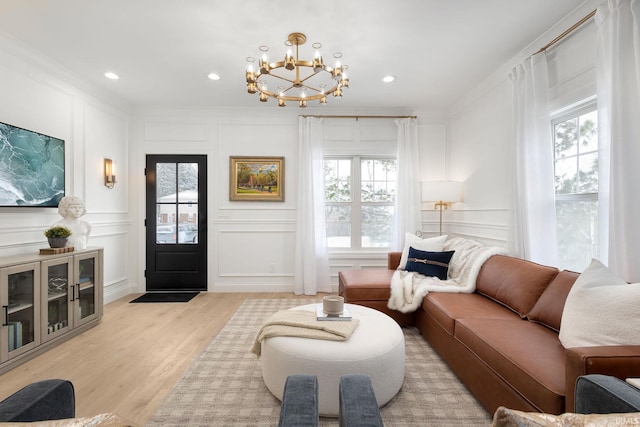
[41,250,102,342]
[72,251,101,327]
[1,262,41,362]
[41,256,72,342]
[0,248,102,373]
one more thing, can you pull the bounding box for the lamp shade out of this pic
[421,181,462,203]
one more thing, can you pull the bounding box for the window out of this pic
[324,157,397,249]
[553,102,598,271]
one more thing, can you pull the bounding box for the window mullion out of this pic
[352,156,362,249]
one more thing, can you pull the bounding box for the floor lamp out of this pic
[421,181,462,236]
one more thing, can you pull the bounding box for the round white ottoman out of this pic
[260,303,405,417]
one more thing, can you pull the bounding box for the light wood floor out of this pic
[0,292,319,425]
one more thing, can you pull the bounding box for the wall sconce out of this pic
[421,181,462,235]
[104,158,116,189]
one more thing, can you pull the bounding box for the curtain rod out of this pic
[534,9,596,55]
[299,115,417,120]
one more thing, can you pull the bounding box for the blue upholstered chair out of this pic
[575,374,640,414]
[339,374,384,427]
[278,374,319,427]
[278,374,384,427]
[0,379,75,422]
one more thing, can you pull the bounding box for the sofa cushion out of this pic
[455,317,566,414]
[422,293,518,335]
[338,269,416,327]
[398,233,447,270]
[559,259,640,348]
[338,269,395,301]
[475,255,559,317]
[527,270,579,332]
[405,248,455,279]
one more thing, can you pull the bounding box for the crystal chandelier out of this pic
[245,32,349,107]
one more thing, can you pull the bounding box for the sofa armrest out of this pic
[339,375,383,427]
[565,346,640,412]
[278,375,318,427]
[388,252,401,270]
[575,374,640,413]
[0,379,75,422]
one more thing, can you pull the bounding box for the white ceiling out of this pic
[0,0,589,111]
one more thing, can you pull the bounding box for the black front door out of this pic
[145,155,207,291]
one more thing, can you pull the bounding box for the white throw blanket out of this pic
[388,237,506,313]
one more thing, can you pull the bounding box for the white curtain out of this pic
[391,118,421,251]
[294,116,331,295]
[595,0,640,281]
[507,52,558,265]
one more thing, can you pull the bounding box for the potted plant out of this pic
[44,226,72,248]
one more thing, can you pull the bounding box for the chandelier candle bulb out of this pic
[259,54,270,74]
[246,68,256,83]
[333,61,343,78]
[313,51,323,70]
[285,49,294,70]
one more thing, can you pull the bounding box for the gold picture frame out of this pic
[229,156,285,201]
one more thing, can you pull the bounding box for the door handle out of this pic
[2,305,8,326]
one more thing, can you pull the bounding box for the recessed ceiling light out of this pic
[382,75,396,83]
[207,73,221,81]
[104,72,119,80]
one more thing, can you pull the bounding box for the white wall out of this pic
[0,34,133,304]
[129,108,446,292]
[446,4,598,249]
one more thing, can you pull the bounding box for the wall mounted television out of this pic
[0,121,65,207]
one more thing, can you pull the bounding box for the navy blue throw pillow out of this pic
[405,247,455,280]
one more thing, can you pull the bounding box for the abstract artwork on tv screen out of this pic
[0,121,65,207]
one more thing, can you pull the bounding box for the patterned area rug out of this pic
[147,298,493,426]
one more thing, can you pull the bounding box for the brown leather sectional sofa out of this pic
[339,251,640,415]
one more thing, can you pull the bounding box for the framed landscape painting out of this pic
[229,156,284,201]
